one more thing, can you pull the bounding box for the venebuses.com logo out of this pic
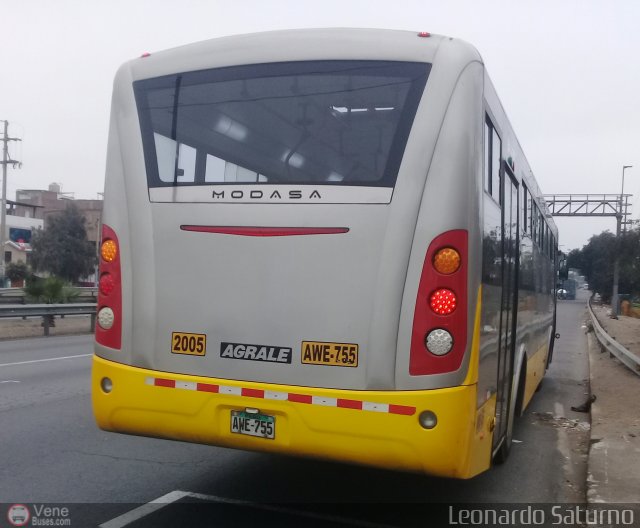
[6,504,71,526]
[7,504,30,527]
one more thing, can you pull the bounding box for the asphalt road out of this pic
[0,293,592,527]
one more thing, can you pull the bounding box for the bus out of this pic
[92,28,558,479]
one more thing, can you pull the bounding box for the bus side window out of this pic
[484,120,491,194]
[484,115,501,204]
[491,128,501,204]
[522,185,529,233]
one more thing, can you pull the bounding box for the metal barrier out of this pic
[588,298,640,377]
[0,287,98,305]
[0,303,97,336]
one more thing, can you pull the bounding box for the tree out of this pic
[6,261,29,287]
[567,227,640,302]
[30,203,97,284]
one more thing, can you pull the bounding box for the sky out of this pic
[1,0,639,250]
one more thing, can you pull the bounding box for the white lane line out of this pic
[0,353,92,368]
[99,490,398,528]
[99,490,189,528]
[185,491,398,528]
[0,380,20,384]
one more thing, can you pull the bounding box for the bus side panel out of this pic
[480,74,556,422]
[396,60,484,390]
[97,63,159,368]
[97,63,136,365]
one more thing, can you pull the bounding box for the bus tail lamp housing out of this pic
[410,230,468,376]
[96,224,122,349]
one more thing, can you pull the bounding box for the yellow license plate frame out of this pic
[171,332,207,356]
[301,341,358,367]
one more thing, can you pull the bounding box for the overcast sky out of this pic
[1,0,638,250]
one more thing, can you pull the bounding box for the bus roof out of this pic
[124,28,481,82]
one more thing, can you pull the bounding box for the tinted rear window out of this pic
[134,61,430,188]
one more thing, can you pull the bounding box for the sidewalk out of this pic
[587,303,640,503]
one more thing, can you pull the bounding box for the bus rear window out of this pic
[134,61,429,189]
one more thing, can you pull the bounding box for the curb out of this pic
[585,312,640,504]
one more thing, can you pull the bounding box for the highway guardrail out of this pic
[0,287,98,304]
[0,303,96,336]
[588,298,640,377]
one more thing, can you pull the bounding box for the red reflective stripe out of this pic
[197,383,219,393]
[180,226,349,237]
[388,404,416,416]
[241,388,265,398]
[337,399,363,410]
[287,393,313,404]
[149,378,415,416]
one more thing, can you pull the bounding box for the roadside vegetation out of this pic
[567,226,640,303]
[29,203,97,284]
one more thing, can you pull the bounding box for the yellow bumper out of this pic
[92,355,494,478]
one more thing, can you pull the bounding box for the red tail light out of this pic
[95,224,122,349]
[410,230,468,375]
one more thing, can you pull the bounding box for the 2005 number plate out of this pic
[231,410,275,439]
[171,332,206,356]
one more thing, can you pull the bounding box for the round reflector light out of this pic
[101,239,117,263]
[429,288,457,315]
[418,410,438,429]
[97,307,115,330]
[433,247,461,274]
[99,273,115,296]
[425,328,454,356]
[101,377,113,393]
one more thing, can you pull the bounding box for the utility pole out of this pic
[0,120,22,286]
[611,164,633,319]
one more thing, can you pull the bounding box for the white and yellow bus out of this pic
[92,29,558,479]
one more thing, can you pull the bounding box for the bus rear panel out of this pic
[93,29,556,478]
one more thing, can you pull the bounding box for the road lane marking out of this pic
[184,491,397,528]
[0,353,92,367]
[0,380,20,384]
[100,490,397,528]
[99,490,189,528]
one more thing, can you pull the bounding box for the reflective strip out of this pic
[176,381,197,391]
[220,385,242,396]
[362,402,389,413]
[312,396,337,407]
[264,390,288,400]
[147,377,415,416]
[154,378,175,388]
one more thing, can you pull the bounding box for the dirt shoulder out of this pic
[0,315,94,341]
[587,302,640,503]
[590,303,640,358]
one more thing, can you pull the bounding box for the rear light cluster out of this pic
[95,224,122,349]
[410,230,468,376]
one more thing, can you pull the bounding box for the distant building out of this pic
[5,183,103,274]
[14,183,103,249]
[2,200,44,266]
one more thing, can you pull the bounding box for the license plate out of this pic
[301,341,358,367]
[171,332,206,356]
[231,410,275,439]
